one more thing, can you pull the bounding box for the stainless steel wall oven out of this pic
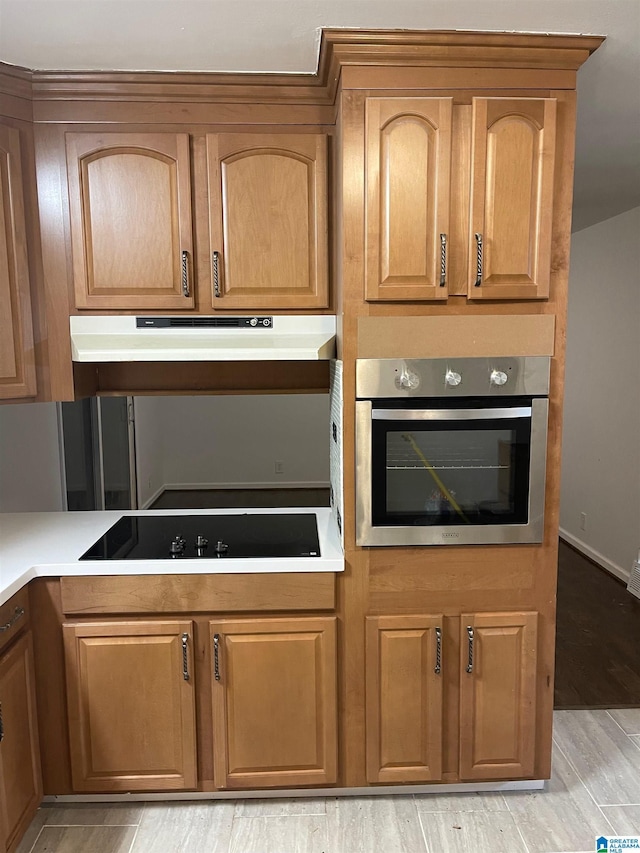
[355,357,551,546]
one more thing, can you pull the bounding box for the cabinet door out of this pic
[66,133,194,309]
[365,615,443,783]
[210,617,337,789]
[63,620,197,792]
[0,632,42,853]
[0,125,36,400]
[207,133,328,309]
[468,98,556,300]
[459,611,538,780]
[365,98,452,301]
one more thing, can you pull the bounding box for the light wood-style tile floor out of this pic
[16,710,640,853]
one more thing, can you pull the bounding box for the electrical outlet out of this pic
[274,460,284,475]
[580,512,587,531]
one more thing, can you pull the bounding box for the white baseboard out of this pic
[139,485,166,510]
[163,481,330,491]
[559,528,630,583]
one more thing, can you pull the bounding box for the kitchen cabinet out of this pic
[364,96,557,302]
[206,133,329,310]
[65,132,195,310]
[210,616,337,789]
[0,631,42,853]
[365,611,538,784]
[0,124,37,401]
[62,620,197,792]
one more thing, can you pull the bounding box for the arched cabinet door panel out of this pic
[468,98,557,300]
[0,124,36,400]
[207,133,329,309]
[365,97,453,301]
[66,133,194,309]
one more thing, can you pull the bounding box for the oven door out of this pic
[356,398,549,546]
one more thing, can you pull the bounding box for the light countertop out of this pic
[0,507,344,606]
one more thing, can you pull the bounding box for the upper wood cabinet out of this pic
[0,124,37,400]
[66,133,195,310]
[364,96,557,302]
[459,611,538,780]
[469,98,557,300]
[365,98,452,301]
[0,632,42,853]
[62,620,197,792]
[210,616,337,789]
[206,133,329,310]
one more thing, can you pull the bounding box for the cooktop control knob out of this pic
[169,535,186,555]
[214,540,229,556]
[445,369,462,387]
[396,367,420,390]
[195,535,209,549]
[490,369,509,387]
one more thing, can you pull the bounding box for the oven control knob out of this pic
[445,369,462,387]
[490,369,509,387]
[396,368,420,390]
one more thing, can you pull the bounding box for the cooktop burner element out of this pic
[80,513,321,560]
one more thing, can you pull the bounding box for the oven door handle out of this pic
[371,407,532,421]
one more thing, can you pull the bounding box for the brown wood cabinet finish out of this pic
[207,133,329,309]
[0,632,42,853]
[66,132,194,310]
[365,615,443,784]
[459,611,538,779]
[469,98,557,300]
[0,124,36,400]
[365,98,452,301]
[210,616,337,789]
[62,620,197,792]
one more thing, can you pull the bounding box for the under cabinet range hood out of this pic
[70,315,336,362]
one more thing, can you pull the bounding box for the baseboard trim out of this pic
[139,485,165,510]
[42,779,545,803]
[162,481,331,491]
[559,528,630,583]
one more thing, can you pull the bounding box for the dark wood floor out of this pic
[555,539,640,709]
[150,491,640,710]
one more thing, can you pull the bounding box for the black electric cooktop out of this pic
[80,513,321,560]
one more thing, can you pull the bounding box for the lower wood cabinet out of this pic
[0,632,42,853]
[366,611,538,784]
[62,620,197,792]
[210,616,338,789]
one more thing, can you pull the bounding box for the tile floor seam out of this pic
[415,806,432,853]
[506,809,533,853]
[551,732,603,810]
[125,820,142,853]
[599,803,640,808]
[19,823,44,853]
[606,710,640,738]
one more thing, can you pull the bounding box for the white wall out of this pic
[134,394,330,501]
[560,206,640,580]
[0,402,64,512]
[133,397,165,508]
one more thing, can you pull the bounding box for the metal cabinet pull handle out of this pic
[474,233,483,287]
[439,234,447,287]
[213,633,221,681]
[212,251,221,298]
[181,633,190,681]
[0,606,25,632]
[435,626,442,675]
[181,250,191,298]
[466,626,474,673]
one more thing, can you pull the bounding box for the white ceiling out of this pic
[1,0,639,231]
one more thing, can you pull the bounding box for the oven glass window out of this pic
[371,415,531,527]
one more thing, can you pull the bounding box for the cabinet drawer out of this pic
[60,573,335,615]
[0,589,30,655]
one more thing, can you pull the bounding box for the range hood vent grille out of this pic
[136,316,272,329]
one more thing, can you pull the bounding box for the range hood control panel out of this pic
[136,316,273,329]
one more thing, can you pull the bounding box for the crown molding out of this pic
[17,29,605,106]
